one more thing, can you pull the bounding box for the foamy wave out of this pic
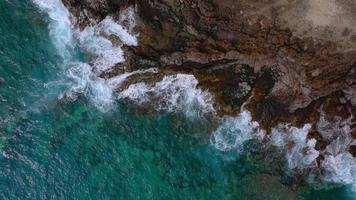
[210,111,264,152]
[317,110,352,141]
[269,114,356,190]
[317,113,356,191]
[108,68,158,88]
[32,0,74,61]
[32,0,139,111]
[322,152,356,190]
[62,65,158,111]
[61,62,115,111]
[99,16,137,46]
[269,124,319,169]
[76,26,125,73]
[32,0,215,115]
[119,74,215,117]
[76,15,138,73]
[210,109,319,168]
[32,0,356,191]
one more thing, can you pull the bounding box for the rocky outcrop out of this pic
[62,0,356,146]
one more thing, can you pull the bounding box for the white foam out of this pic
[76,15,138,73]
[322,152,356,190]
[317,113,356,191]
[119,82,150,104]
[76,26,125,73]
[107,68,158,88]
[99,16,138,46]
[63,65,158,111]
[32,0,74,61]
[62,62,114,111]
[317,110,352,141]
[210,110,264,152]
[32,0,139,111]
[269,114,356,191]
[29,1,356,191]
[119,74,215,117]
[270,124,320,169]
[266,113,356,191]
[118,6,136,33]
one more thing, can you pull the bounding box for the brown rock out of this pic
[63,0,356,134]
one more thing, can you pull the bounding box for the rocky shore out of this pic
[61,0,356,154]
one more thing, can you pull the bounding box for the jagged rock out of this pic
[62,0,356,133]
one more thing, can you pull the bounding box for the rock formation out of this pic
[61,0,356,153]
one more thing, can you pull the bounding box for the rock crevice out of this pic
[62,0,356,144]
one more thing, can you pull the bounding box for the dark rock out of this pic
[62,0,356,133]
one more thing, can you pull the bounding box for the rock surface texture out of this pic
[62,0,356,150]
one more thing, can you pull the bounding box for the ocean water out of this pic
[0,0,355,199]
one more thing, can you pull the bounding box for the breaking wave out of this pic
[32,0,214,115]
[317,113,356,191]
[269,123,319,169]
[32,0,140,111]
[268,113,356,191]
[33,0,356,193]
[32,0,74,61]
[75,16,137,74]
[119,74,215,117]
[210,110,264,152]
[211,108,356,191]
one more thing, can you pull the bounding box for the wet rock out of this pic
[62,0,356,132]
[62,0,133,28]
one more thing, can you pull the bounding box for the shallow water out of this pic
[0,1,355,199]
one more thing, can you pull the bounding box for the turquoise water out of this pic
[0,0,355,199]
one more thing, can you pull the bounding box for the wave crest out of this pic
[119,74,215,117]
[210,110,264,152]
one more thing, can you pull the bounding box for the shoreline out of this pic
[62,0,355,132]
[57,0,356,190]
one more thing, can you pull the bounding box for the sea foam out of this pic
[32,0,213,115]
[32,0,139,111]
[119,74,215,117]
[75,15,138,74]
[269,113,356,190]
[33,0,356,192]
[317,113,356,191]
[269,123,319,169]
[210,110,264,152]
[32,0,74,61]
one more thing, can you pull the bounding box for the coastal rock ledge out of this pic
[62,0,356,153]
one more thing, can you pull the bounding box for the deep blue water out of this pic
[0,0,355,199]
